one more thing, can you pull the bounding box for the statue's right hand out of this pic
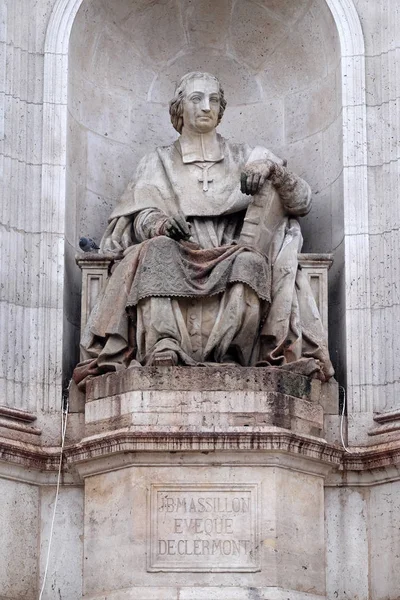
[100,216,133,253]
[164,213,192,241]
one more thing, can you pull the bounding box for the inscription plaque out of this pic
[148,483,260,572]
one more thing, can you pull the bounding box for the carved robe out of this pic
[74,135,334,388]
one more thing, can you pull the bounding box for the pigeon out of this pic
[79,237,100,252]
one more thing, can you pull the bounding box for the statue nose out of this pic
[200,100,211,111]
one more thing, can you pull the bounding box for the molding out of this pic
[63,431,400,478]
[369,422,400,437]
[3,430,400,486]
[298,254,333,269]
[341,440,400,472]
[325,0,365,57]
[327,465,400,488]
[0,457,79,486]
[325,0,372,416]
[68,449,336,480]
[370,409,400,437]
[0,417,42,437]
[374,409,400,424]
[0,438,61,472]
[0,406,37,423]
[0,406,42,441]
[44,0,83,56]
[64,429,343,467]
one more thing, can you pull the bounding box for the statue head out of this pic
[169,72,227,134]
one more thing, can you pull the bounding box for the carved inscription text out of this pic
[148,484,259,572]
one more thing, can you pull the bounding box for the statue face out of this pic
[182,77,220,134]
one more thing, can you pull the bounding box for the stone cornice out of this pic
[2,432,400,483]
[341,439,400,472]
[64,430,344,467]
[0,437,62,471]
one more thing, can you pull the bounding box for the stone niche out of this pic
[65,0,345,380]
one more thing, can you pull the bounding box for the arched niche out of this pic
[64,0,345,379]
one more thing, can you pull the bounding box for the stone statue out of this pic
[73,71,334,389]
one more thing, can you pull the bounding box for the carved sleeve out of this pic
[270,164,312,216]
[133,208,169,241]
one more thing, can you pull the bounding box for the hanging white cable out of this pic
[339,385,351,454]
[38,398,69,600]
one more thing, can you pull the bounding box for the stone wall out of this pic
[1,0,400,598]
[0,476,83,599]
[326,479,400,599]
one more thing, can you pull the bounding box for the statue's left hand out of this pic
[240,159,282,195]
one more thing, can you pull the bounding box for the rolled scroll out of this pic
[239,147,286,256]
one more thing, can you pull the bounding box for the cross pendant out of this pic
[198,165,213,192]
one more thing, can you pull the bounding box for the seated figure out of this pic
[73,71,334,389]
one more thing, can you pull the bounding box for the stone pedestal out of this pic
[68,367,340,600]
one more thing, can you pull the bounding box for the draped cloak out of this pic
[74,136,334,387]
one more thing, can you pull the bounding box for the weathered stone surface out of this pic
[0,406,42,445]
[0,479,39,599]
[84,390,324,438]
[88,367,313,400]
[255,0,310,24]
[318,378,339,415]
[69,74,132,145]
[150,52,261,106]
[115,0,185,66]
[0,422,42,445]
[82,463,327,597]
[38,486,84,599]
[92,27,156,94]
[86,131,136,199]
[285,71,339,144]
[181,0,231,49]
[369,480,400,598]
[219,100,284,150]
[230,0,287,70]
[84,367,324,440]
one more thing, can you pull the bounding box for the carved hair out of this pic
[169,72,227,134]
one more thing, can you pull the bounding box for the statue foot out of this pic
[149,350,179,367]
[220,354,240,365]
